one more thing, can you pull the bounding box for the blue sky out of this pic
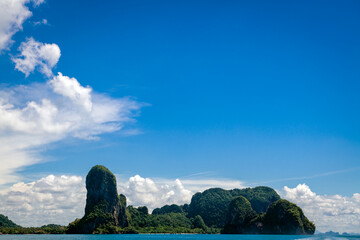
[0,0,360,230]
[1,0,360,194]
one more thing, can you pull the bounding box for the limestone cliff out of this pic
[221,197,315,235]
[66,165,127,234]
[188,186,280,227]
[222,196,258,234]
[263,199,315,235]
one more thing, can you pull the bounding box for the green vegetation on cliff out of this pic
[0,224,66,234]
[125,205,214,233]
[0,214,68,234]
[222,196,258,234]
[187,186,280,227]
[152,204,184,215]
[188,188,233,227]
[84,165,119,215]
[263,199,315,235]
[0,214,20,228]
[230,186,281,213]
[118,193,127,227]
[66,165,127,234]
[191,215,208,232]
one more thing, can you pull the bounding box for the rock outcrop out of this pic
[222,198,315,235]
[222,196,258,234]
[188,186,280,227]
[66,165,127,233]
[118,194,127,227]
[263,199,315,235]
[187,188,234,227]
[230,186,281,213]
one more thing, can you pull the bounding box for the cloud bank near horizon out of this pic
[0,175,86,227]
[0,174,246,227]
[0,174,359,233]
[283,184,360,234]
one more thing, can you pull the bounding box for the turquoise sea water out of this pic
[0,235,359,240]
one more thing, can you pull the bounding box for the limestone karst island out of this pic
[0,165,315,234]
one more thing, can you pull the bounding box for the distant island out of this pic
[316,231,360,237]
[0,165,315,235]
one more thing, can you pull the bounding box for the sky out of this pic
[0,0,359,233]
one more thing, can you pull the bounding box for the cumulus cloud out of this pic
[117,175,246,211]
[0,0,44,51]
[117,175,193,211]
[0,175,86,227]
[0,72,142,185]
[49,73,92,111]
[12,38,61,77]
[283,184,360,233]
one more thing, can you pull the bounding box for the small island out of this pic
[0,165,315,235]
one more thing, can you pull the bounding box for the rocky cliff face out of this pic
[118,194,127,227]
[188,188,233,227]
[188,186,280,228]
[230,186,281,213]
[222,197,315,235]
[66,165,127,234]
[222,196,258,234]
[263,199,315,235]
[85,165,120,222]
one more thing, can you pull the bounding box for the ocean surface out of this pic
[0,235,359,240]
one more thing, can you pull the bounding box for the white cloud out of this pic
[0,0,44,51]
[0,72,142,185]
[117,175,193,211]
[49,73,92,111]
[283,184,360,233]
[117,175,246,212]
[33,19,48,26]
[31,0,44,7]
[12,38,61,77]
[0,175,86,227]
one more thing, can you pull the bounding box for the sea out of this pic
[0,235,359,240]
